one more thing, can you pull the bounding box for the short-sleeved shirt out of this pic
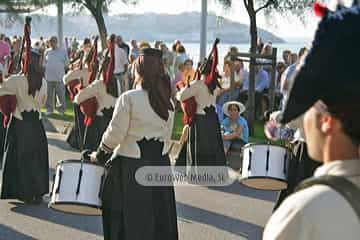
[242,68,269,92]
[222,116,249,143]
[114,46,129,74]
[44,48,69,82]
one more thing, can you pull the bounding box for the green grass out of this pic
[40,95,75,122]
[172,111,268,142]
[172,111,185,140]
[45,96,268,143]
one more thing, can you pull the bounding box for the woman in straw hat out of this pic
[221,101,249,154]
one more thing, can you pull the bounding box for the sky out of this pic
[41,0,322,40]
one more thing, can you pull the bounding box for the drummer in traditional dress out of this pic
[91,48,178,240]
[0,17,49,204]
[65,38,97,149]
[73,34,119,151]
[175,39,226,167]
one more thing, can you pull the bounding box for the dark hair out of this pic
[28,52,44,96]
[327,103,360,145]
[184,59,193,66]
[135,54,174,121]
[228,104,240,112]
[223,60,231,68]
[83,38,91,45]
[176,45,185,54]
[298,47,307,58]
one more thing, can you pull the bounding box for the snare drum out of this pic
[240,143,291,190]
[49,160,105,215]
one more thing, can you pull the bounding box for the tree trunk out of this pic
[93,11,108,50]
[247,1,258,135]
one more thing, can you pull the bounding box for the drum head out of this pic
[241,177,288,190]
[242,142,290,151]
[57,159,105,167]
[49,202,102,216]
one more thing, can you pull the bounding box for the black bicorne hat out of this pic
[139,48,162,58]
[280,4,360,124]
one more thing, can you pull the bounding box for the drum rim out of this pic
[57,159,105,167]
[240,176,288,191]
[242,142,289,150]
[48,201,102,216]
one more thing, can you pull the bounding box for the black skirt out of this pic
[83,107,114,151]
[176,106,226,167]
[273,141,321,211]
[1,111,49,201]
[66,104,86,150]
[101,138,178,240]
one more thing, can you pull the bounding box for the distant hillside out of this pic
[0,12,285,43]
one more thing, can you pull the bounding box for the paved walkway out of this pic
[0,130,277,240]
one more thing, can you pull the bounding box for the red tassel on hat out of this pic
[66,79,81,101]
[105,37,115,89]
[88,37,99,84]
[22,20,31,74]
[204,41,219,87]
[314,2,329,17]
[77,37,100,126]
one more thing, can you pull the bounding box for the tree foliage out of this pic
[218,0,315,17]
[2,0,139,48]
[217,0,314,134]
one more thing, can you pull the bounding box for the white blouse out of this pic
[176,79,219,115]
[63,68,90,87]
[101,87,174,159]
[73,79,118,116]
[0,74,47,120]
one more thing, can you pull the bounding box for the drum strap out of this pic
[295,175,360,220]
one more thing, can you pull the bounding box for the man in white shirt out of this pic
[263,4,360,240]
[114,36,129,93]
[44,36,69,115]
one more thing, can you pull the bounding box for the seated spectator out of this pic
[222,101,249,154]
[234,58,248,89]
